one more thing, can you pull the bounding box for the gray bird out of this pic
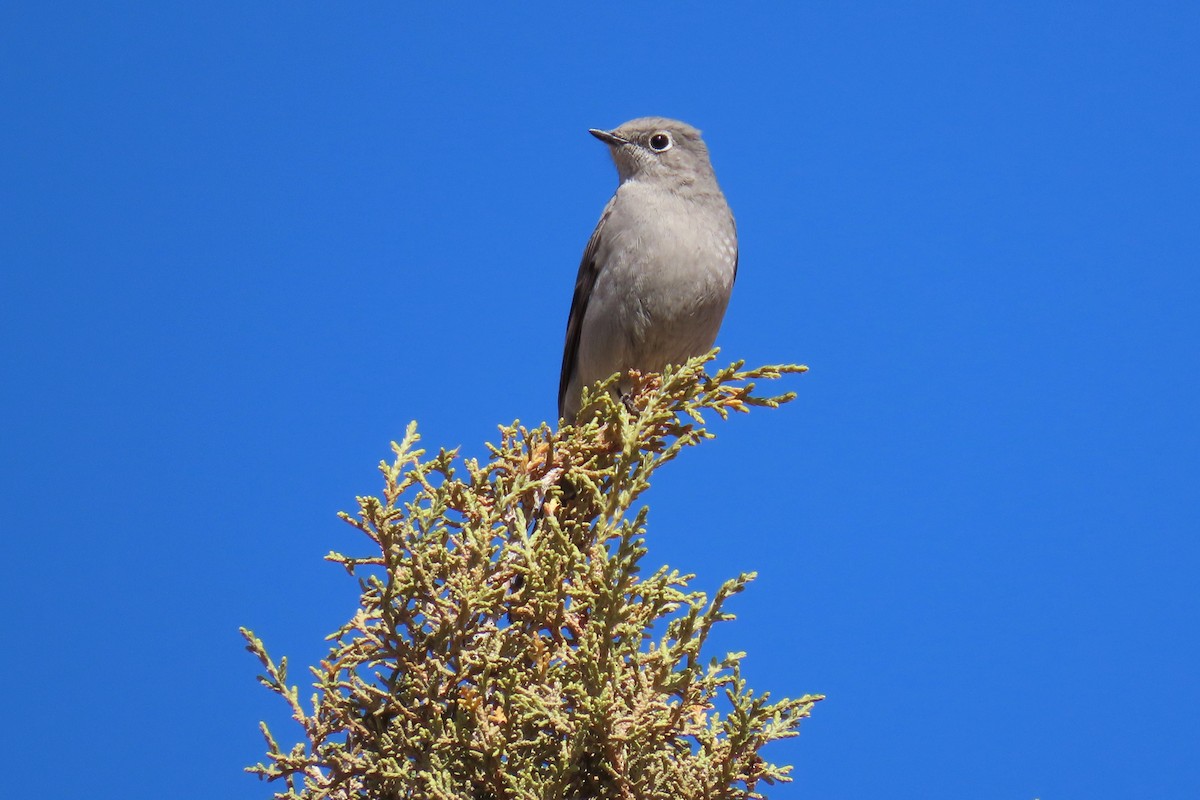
[558,117,738,423]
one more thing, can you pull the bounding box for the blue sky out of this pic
[3,3,1198,798]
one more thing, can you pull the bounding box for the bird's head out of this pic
[589,117,717,187]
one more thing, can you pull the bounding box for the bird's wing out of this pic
[558,196,617,420]
[732,215,739,284]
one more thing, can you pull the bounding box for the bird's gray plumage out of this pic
[558,117,737,422]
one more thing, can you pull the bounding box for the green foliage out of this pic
[242,353,821,799]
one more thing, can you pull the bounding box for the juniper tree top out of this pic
[244,354,820,799]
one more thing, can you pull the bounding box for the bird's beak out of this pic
[589,128,629,147]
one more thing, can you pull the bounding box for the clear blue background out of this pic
[3,3,1197,798]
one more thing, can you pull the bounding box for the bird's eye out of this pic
[648,132,673,152]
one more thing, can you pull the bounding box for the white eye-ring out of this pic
[648,131,673,152]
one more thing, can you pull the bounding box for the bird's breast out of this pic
[589,183,737,365]
[604,182,736,289]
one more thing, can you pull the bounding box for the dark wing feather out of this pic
[558,197,616,420]
[732,215,739,284]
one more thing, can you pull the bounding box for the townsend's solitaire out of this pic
[558,117,737,422]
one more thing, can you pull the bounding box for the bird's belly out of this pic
[625,268,730,367]
[579,231,735,385]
